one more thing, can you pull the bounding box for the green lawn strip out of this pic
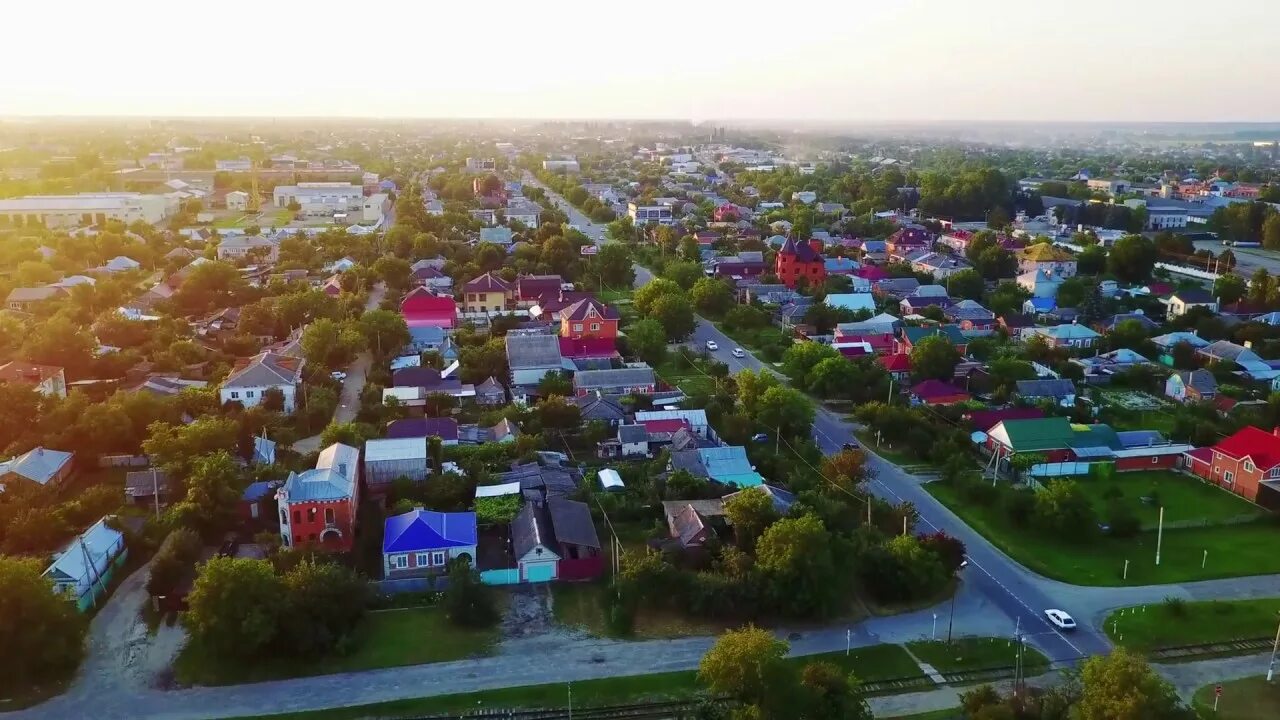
[1072,471,1261,530]
[226,644,924,720]
[174,607,498,686]
[927,482,1280,586]
[1104,598,1280,652]
[1192,677,1280,720]
[856,430,929,468]
[905,637,1047,675]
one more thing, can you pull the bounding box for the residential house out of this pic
[873,277,920,300]
[836,313,900,336]
[987,417,1191,471]
[792,191,817,204]
[661,499,727,548]
[900,295,952,315]
[1165,369,1217,403]
[511,498,603,582]
[1015,378,1077,405]
[0,447,75,491]
[998,314,1036,335]
[240,481,275,523]
[1093,312,1160,334]
[401,286,457,330]
[277,443,359,551]
[462,272,512,313]
[572,367,656,397]
[0,361,67,398]
[576,394,627,426]
[1166,288,1220,318]
[559,298,620,363]
[364,438,430,486]
[886,227,932,257]
[385,417,461,444]
[1017,268,1065,299]
[670,446,764,487]
[910,251,972,279]
[220,351,304,411]
[1028,324,1100,349]
[388,367,470,401]
[1072,349,1153,379]
[320,275,344,296]
[98,255,142,273]
[601,423,649,459]
[383,509,477,578]
[43,517,127,612]
[406,325,448,354]
[475,376,506,405]
[967,407,1044,432]
[458,417,520,445]
[124,469,169,509]
[636,409,710,438]
[910,379,971,406]
[824,257,860,276]
[515,275,564,308]
[898,325,969,355]
[834,332,894,356]
[506,333,566,388]
[1017,245,1077,278]
[217,235,279,263]
[410,264,453,292]
[6,286,67,312]
[945,300,996,330]
[1023,297,1056,316]
[1186,426,1280,503]
[775,237,826,289]
[1197,340,1280,381]
[880,353,912,380]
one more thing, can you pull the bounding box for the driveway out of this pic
[293,282,387,453]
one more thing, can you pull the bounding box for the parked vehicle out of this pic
[751,432,769,443]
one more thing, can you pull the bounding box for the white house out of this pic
[627,203,674,226]
[1018,268,1065,298]
[791,191,818,204]
[220,351,305,411]
[363,193,390,223]
[1166,288,1219,318]
[505,201,542,227]
[225,190,250,212]
[217,234,279,262]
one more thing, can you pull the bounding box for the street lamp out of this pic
[947,558,969,644]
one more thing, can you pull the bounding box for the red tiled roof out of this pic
[558,337,617,359]
[1213,426,1280,470]
[0,361,62,385]
[966,407,1044,432]
[879,353,913,372]
[641,419,690,434]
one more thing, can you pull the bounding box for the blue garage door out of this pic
[523,561,557,583]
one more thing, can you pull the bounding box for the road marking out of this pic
[964,555,1086,658]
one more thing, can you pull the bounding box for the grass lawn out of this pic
[213,213,253,228]
[1072,471,1262,531]
[856,430,929,468]
[927,482,1280,586]
[906,637,1048,675]
[1192,677,1280,719]
[1105,598,1280,652]
[654,358,717,396]
[226,644,923,720]
[552,581,744,639]
[599,288,634,304]
[174,607,499,686]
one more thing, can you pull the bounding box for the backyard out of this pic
[1104,598,1280,653]
[1071,470,1263,530]
[927,479,1280,586]
[174,606,499,686]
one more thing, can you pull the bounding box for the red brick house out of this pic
[1189,426,1280,502]
[277,443,359,551]
[401,286,457,329]
[775,237,826,289]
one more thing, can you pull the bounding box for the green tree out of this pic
[756,514,844,617]
[0,556,87,692]
[1075,648,1190,720]
[754,385,815,439]
[167,451,243,537]
[280,560,369,656]
[358,308,410,358]
[735,369,782,417]
[1213,273,1248,306]
[724,487,779,551]
[798,662,872,720]
[626,318,668,365]
[1107,235,1158,284]
[909,335,961,381]
[587,243,634,288]
[662,261,705,290]
[370,256,412,292]
[1055,276,1089,308]
[536,395,581,430]
[650,294,696,341]
[1264,214,1280,251]
[184,557,284,658]
[804,356,859,399]
[690,277,734,316]
[301,317,365,369]
[633,278,682,315]
[1077,245,1108,276]
[1033,479,1097,540]
[147,528,202,596]
[698,626,791,711]
[946,269,985,301]
[442,559,498,627]
[782,342,840,383]
[537,370,573,398]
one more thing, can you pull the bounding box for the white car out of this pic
[732,348,746,358]
[330,371,348,381]
[1044,609,1076,631]
[705,340,719,351]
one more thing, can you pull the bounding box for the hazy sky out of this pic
[5,0,1277,121]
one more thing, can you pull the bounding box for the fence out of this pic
[480,568,520,585]
[98,454,150,468]
[371,576,445,595]
[1028,462,1094,479]
[558,556,605,582]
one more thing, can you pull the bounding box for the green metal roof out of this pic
[997,416,1075,452]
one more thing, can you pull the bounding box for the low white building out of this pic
[225,190,250,211]
[627,202,674,226]
[542,159,580,173]
[0,193,171,228]
[363,193,390,223]
[273,182,363,216]
[220,351,305,411]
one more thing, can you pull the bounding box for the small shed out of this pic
[364,437,429,487]
[597,468,624,492]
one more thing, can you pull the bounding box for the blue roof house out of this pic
[824,293,876,313]
[382,509,477,579]
[697,446,765,488]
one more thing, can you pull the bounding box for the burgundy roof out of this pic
[464,272,510,292]
[561,298,619,322]
[517,275,563,301]
[911,379,969,401]
[967,407,1044,432]
[559,337,618,359]
[779,237,822,263]
[855,266,891,280]
[879,353,912,372]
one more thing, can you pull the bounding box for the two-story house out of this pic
[1190,426,1280,502]
[775,237,826,289]
[558,297,620,363]
[277,442,359,551]
[462,272,512,313]
[1017,245,1077,278]
[219,351,305,411]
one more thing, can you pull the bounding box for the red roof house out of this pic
[400,286,457,329]
[910,379,971,406]
[515,275,564,307]
[966,407,1044,432]
[776,237,826,289]
[855,265,891,282]
[1195,426,1280,502]
[833,332,894,355]
[559,337,619,361]
[879,353,913,379]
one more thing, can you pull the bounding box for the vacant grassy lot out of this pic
[227,643,924,720]
[927,482,1280,585]
[906,637,1048,675]
[1105,598,1280,652]
[1193,677,1280,719]
[174,607,499,686]
[1073,471,1262,530]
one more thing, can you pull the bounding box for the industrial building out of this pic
[0,192,173,228]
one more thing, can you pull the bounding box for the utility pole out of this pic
[151,467,161,520]
[1267,613,1280,682]
[1155,506,1164,566]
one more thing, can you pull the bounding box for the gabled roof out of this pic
[778,237,822,263]
[1036,324,1100,340]
[1170,288,1215,304]
[43,516,123,587]
[512,503,560,559]
[559,337,618,359]
[281,443,358,502]
[506,333,564,369]
[561,298,619,322]
[383,509,478,553]
[464,271,511,292]
[1019,244,1074,262]
[911,379,969,401]
[384,417,460,441]
[1213,426,1280,470]
[724,484,796,515]
[1175,369,1217,394]
[879,353,912,372]
[573,367,655,390]
[223,351,304,388]
[0,447,73,485]
[0,361,63,385]
[989,416,1075,452]
[547,497,600,549]
[902,325,967,346]
[968,407,1044,431]
[516,274,563,301]
[1016,378,1077,398]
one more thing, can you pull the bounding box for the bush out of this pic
[1163,596,1187,617]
